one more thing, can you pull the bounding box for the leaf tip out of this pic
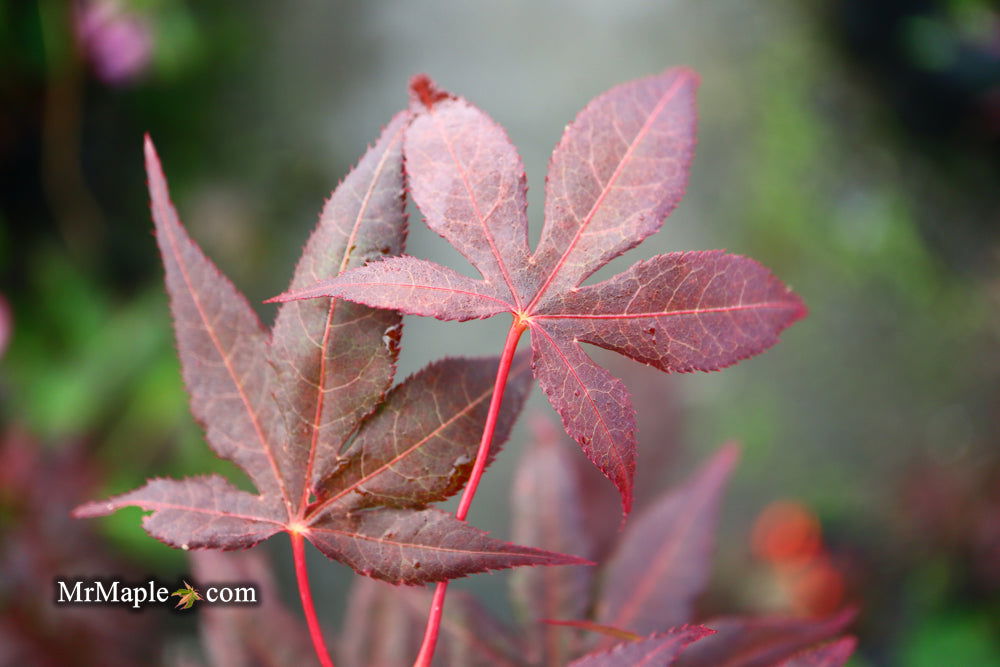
[409,74,452,110]
[143,133,160,170]
[686,623,718,640]
[789,290,809,323]
[71,500,105,519]
[262,292,287,304]
[666,65,702,89]
[617,475,635,523]
[716,440,742,468]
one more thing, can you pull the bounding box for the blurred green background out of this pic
[2,1,999,665]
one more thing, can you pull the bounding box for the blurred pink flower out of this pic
[74,0,153,86]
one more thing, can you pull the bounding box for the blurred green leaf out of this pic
[901,610,1000,667]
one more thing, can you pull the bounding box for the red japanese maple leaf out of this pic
[272,68,806,514]
[74,113,584,585]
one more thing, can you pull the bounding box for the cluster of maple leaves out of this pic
[339,434,857,666]
[175,429,858,666]
[73,68,847,665]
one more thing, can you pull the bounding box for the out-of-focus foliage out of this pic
[0,428,164,665]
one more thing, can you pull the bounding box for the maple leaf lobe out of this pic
[71,475,285,551]
[309,354,532,515]
[308,507,590,586]
[675,608,857,667]
[143,135,292,513]
[270,111,410,496]
[533,66,701,296]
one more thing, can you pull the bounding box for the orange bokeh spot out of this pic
[752,500,823,566]
[785,559,846,616]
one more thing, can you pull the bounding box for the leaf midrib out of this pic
[428,104,523,309]
[305,376,501,525]
[534,301,797,320]
[160,205,293,518]
[527,72,692,313]
[299,120,406,515]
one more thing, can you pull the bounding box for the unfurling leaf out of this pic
[75,118,584,585]
[273,68,806,515]
[569,625,715,667]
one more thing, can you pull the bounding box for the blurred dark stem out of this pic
[39,0,105,264]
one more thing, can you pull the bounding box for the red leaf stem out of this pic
[414,318,530,666]
[291,531,334,667]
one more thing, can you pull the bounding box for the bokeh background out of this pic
[2,1,999,665]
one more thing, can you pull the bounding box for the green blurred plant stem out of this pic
[38,0,106,262]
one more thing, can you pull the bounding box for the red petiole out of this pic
[291,531,335,667]
[413,318,527,667]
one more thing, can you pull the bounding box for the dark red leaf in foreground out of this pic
[73,475,285,550]
[308,507,585,585]
[673,609,857,667]
[597,443,740,636]
[273,68,806,515]
[315,355,532,510]
[569,625,715,667]
[776,636,857,667]
[74,123,582,585]
[270,107,410,498]
[142,133,291,510]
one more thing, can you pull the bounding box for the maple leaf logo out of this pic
[171,581,202,610]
